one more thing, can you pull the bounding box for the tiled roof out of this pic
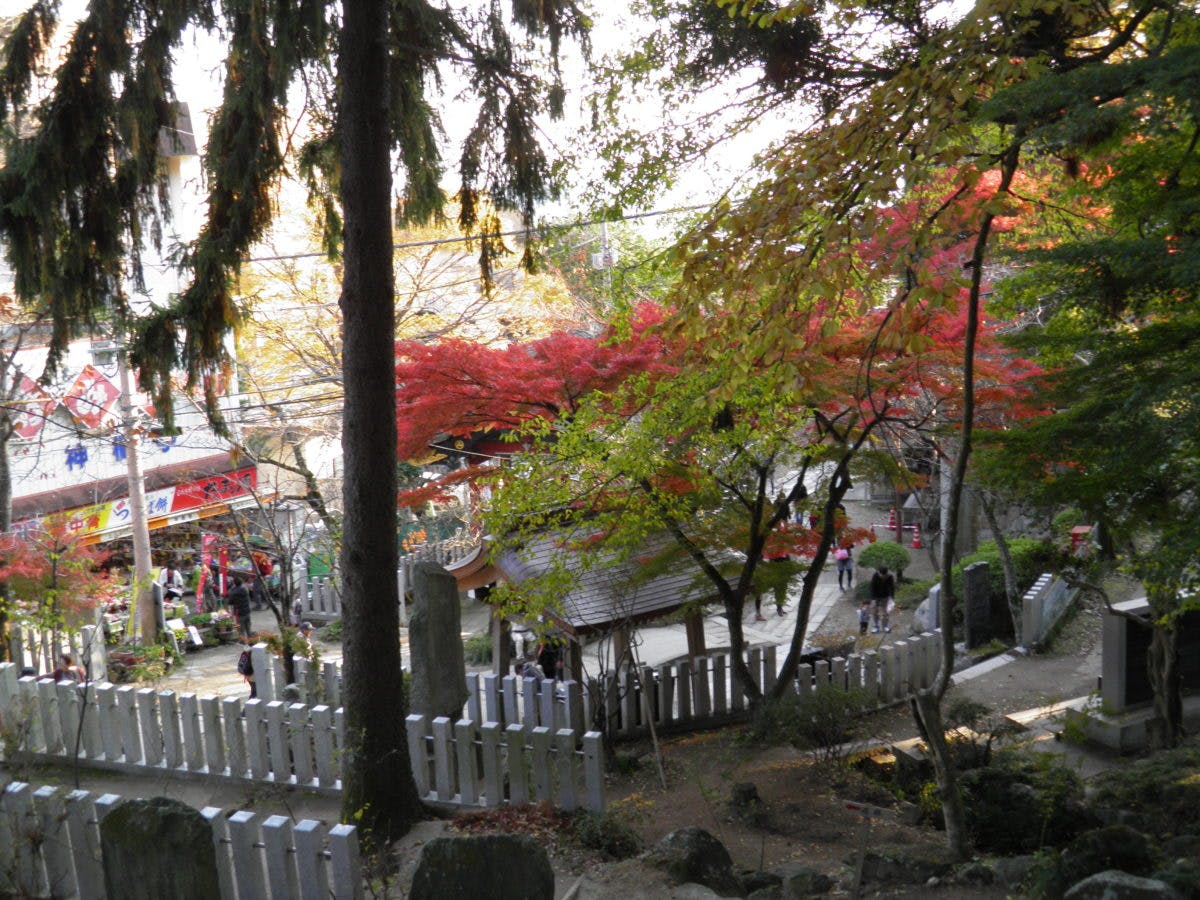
[495,532,718,636]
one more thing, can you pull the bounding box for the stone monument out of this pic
[962,561,992,649]
[409,561,468,721]
[100,797,220,900]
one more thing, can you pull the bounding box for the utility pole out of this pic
[115,346,156,643]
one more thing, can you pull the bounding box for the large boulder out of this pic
[772,862,834,897]
[99,797,220,900]
[408,834,554,900]
[645,827,744,897]
[1064,870,1182,900]
[854,844,957,885]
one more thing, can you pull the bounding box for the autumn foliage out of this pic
[0,519,118,630]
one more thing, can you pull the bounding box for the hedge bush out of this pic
[952,538,1061,602]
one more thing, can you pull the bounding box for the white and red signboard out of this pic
[11,375,57,441]
[62,364,121,429]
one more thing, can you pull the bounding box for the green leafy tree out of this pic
[588,0,1183,861]
[976,9,1200,749]
[0,0,585,840]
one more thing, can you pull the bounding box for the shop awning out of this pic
[14,465,269,545]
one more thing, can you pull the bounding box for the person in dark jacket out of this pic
[225,576,253,638]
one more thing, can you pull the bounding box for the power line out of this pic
[242,203,710,265]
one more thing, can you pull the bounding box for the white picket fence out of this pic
[6,623,107,679]
[300,534,480,623]
[0,662,604,815]
[0,663,346,794]
[405,715,605,813]
[1021,574,1077,649]
[277,630,944,736]
[0,781,361,900]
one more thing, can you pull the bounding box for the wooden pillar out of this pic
[489,608,511,677]
[612,624,631,671]
[685,608,707,658]
[566,640,583,683]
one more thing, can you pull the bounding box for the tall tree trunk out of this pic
[0,426,10,661]
[338,0,422,839]
[979,491,1020,640]
[911,147,1021,862]
[1146,619,1182,750]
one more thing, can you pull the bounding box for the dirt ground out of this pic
[391,572,1124,899]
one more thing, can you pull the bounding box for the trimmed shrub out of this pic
[958,753,1090,854]
[1026,825,1154,900]
[1087,741,1200,838]
[464,633,493,665]
[951,538,1061,603]
[748,686,875,765]
[857,541,911,578]
[572,810,643,859]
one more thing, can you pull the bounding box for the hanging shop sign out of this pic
[19,466,260,543]
[12,375,57,442]
[62,364,122,430]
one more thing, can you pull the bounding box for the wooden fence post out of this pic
[261,815,300,900]
[555,729,577,812]
[328,824,363,900]
[583,731,605,813]
[506,724,528,805]
[480,722,502,808]
[405,714,430,798]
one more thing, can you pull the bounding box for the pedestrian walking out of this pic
[869,566,894,633]
[858,601,871,636]
[835,545,854,591]
[225,576,253,639]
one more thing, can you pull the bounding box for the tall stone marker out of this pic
[962,562,992,649]
[410,561,468,721]
[100,797,220,900]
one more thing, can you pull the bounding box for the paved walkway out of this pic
[157,496,915,695]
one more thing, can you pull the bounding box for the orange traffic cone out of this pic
[887,506,897,529]
[911,522,923,549]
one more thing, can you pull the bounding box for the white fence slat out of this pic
[502,675,518,728]
[80,685,101,758]
[328,824,363,900]
[862,649,879,698]
[313,705,338,788]
[323,661,340,709]
[137,688,164,767]
[262,814,300,900]
[522,676,538,731]
[224,696,248,777]
[289,704,315,786]
[95,684,120,761]
[33,786,73,900]
[180,693,203,771]
[38,678,63,753]
[293,819,330,900]
[228,810,269,900]
[555,729,577,812]
[624,672,643,734]
[832,657,847,691]
[65,789,104,900]
[797,663,812,699]
[540,678,555,731]
[713,655,727,715]
[159,691,183,769]
[565,680,584,735]
[245,700,269,780]
[747,647,762,694]
[677,659,692,722]
[4,782,43,898]
[583,731,605,813]
[482,673,501,724]
[116,685,141,763]
[0,663,17,715]
[405,714,430,798]
[694,657,712,718]
[266,701,291,783]
[763,644,777,695]
[660,666,675,728]
[455,720,478,805]
[202,806,237,900]
[56,681,81,759]
[202,696,226,774]
[466,673,482,725]
[480,722,502,808]
[530,726,552,802]
[432,717,454,801]
[506,724,528,805]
